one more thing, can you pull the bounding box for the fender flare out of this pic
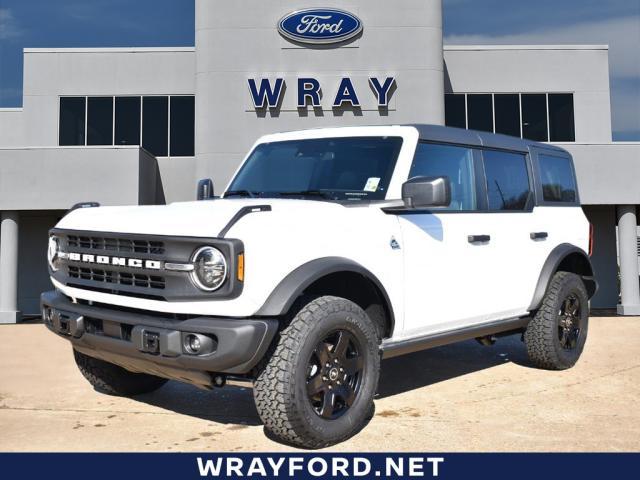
[528,243,597,311]
[255,257,395,334]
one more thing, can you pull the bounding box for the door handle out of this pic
[530,231,548,240]
[468,234,490,243]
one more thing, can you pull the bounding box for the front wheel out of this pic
[525,271,589,370]
[253,296,380,449]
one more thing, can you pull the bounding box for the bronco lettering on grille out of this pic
[68,252,161,270]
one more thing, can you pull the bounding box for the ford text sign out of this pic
[278,8,363,45]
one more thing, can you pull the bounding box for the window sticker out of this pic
[363,177,381,192]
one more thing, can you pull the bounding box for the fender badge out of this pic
[390,237,401,250]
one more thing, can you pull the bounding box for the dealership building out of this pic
[1,0,639,323]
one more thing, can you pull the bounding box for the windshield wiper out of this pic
[277,190,335,199]
[224,190,261,198]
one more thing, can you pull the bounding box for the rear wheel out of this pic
[525,271,589,370]
[253,296,380,449]
[73,349,168,396]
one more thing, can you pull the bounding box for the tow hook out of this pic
[212,374,253,389]
[475,335,496,346]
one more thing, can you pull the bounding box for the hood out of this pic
[55,198,352,238]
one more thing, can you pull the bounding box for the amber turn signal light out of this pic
[237,253,244,281]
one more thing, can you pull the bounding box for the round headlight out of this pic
[190,246,227,291]
[47,236,61,272]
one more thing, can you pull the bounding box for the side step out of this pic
[381,316,530,359]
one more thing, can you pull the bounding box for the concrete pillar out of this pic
[617,205,640,315]
[0,211,21,323]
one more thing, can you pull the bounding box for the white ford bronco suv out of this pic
[42,125,596,448]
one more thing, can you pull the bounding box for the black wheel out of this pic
[73,349,168,396]
[525,271,589,370]
[253,296,380,449]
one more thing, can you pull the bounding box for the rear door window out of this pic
[538,154,578,203]
[482,150,531,211]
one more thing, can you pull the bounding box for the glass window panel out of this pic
[444,94,466,129]
[142,96,168,156]
[494,94,521,137]
[548,93,575,142]
[539,154,577,202]
[59,97,86,146]
[467,94,493,132]
[521,94,548,141]
[409,143,478,211]
[228,137,403,201]
[170,96,195,156]
[115,97,141,145]
[87,97,113,146]
[483,150,530,211]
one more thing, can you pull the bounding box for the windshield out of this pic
[226,136,403,201]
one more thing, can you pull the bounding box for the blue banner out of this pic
[0,453,638,480]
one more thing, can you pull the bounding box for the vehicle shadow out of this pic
[134,381,263,426]
[134,333,531,430]
[377,333,530,398]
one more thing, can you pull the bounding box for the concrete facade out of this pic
[194,0,445,193]
[443,45,612,143]
[0,0,638,318]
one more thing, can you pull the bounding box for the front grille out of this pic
[52,228,243,301]
[67,235,165,255]
[68,266,166,290]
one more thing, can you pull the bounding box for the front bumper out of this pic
[41,290,278,388]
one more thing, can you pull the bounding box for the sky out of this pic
[0,0,639,140]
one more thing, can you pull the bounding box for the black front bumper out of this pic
[41,290,278,388]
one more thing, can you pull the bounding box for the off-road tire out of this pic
[253,296,380,449]
[525,271,589,370]
[73,349,168,396]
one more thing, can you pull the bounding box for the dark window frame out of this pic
[466,94,494,133]
[115,96,141,146]
[86,96,114,146]
[548,93,576,142]
[443,92,575,143]
[479,147,535,213]
[169,95,195,157]
[59,94,195,157]
[494,94,521,137]
[530,148,580,207]
[58,96,86,146]
[521,93,549,142]
[142,95,169,157]
[444,93,467,129]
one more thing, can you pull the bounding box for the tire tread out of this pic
[525,271,588,370]
[253,296,379,449]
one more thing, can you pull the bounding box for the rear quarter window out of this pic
[538,154,577,203]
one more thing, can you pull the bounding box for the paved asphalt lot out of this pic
[0,317,638,452]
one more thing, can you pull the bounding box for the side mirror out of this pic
[197,178,215,201]
[401,176,451,208]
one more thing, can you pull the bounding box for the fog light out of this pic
[182,333,215,355]
[186,334,201,353]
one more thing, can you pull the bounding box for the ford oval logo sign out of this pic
[278,8,363,45]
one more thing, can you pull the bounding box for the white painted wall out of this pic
[195,0,446,192]
[0,108,26,146]
[0,48,197,203]
[0,147,160,210]
[443,46,613,143]
[559,142,640,205]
